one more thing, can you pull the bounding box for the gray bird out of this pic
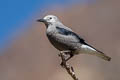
[37,15,111,63]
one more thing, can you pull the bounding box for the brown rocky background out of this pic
[0,0,120,80]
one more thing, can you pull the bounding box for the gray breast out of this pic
[47,33,70,51]
[46,25,82,51]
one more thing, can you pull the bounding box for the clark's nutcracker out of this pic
[37,15,111,62]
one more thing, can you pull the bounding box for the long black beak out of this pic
[37,19,46,22]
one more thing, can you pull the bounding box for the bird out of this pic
[37,15,111,63]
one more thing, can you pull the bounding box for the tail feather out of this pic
[94,51,111,61]
[80,44,111,61]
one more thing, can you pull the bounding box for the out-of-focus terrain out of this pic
[0,0,120,80]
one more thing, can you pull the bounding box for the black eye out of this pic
[49,17,52,19]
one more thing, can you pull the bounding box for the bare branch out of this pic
[59,52,79,80]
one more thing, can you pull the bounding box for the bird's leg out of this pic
[60,50,74,61]
[59,50,74,67]
[65,53,74,62]
[58,50,70,57]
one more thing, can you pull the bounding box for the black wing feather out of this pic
[56,26,85,44]
[56,26,106,54]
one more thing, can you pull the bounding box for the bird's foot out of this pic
[58,50,70,57]
[60,61,64,67]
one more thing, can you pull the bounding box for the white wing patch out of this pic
[81,45,96,51]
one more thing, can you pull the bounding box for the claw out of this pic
[60,62,65,67]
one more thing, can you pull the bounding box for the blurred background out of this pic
[0,0,120,80]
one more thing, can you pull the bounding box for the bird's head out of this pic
[37,15,59,26]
